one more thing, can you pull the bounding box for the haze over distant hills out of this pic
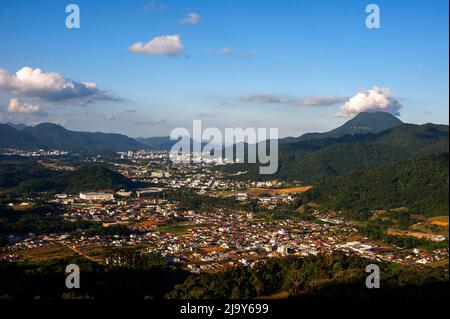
[136,136,180,151]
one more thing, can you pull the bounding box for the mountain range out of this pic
[221,119,449,182]
[0,123,145,153]
[1,111,406,153]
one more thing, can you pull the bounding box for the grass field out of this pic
[248,186,313,195]
[428,258,449,268]
[370,207,410,221]
[152,223,194,236]
[19,244,77,261]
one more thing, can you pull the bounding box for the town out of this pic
[1,150,447,273]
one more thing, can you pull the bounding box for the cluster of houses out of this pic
[1,150,448,272]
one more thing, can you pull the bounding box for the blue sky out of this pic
[0,0,448,138]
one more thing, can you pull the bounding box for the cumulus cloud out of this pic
[128,35,183,56]
[1,98,47,123]
[181,12,201,24]
[7,98,40,113]
[0,66,116,102]
[335,87,402,117]
[241,94,347,107]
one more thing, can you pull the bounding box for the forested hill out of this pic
[275,123,449,182]
[301,153,449,216]
[0,123,147,153]
[218,121,449,216]
[219,122,449,183]
[0,162,142,194]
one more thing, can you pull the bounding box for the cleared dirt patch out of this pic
[428,216,449,227]
[201,246,228,254]
[134,220,167,228]
[386,229,445,241]
[431,221,449,227]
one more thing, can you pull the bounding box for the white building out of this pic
[116,190,132,197]
[79,192,114,201]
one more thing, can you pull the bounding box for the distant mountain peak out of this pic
[289,111,403,143]
[338,111,403,134]
[350,111,402,123]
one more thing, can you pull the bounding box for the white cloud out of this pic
[211,47,256,56]
[219,47,234,55]
[134,118,166,125]
[7,98,40,113]
[0,66,114,102]
[181,12,201,25]
[335,86,402,117]
[1,98,47,123]
[150,118,166,124]
[128,35,183,56]
[144,0,166,11]
[241,94,347,107]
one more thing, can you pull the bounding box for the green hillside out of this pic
[302,153,449,216]
[218,120,449,217]
[0,123,147,153]
[0,163,142,194]
[219,123,449,183]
